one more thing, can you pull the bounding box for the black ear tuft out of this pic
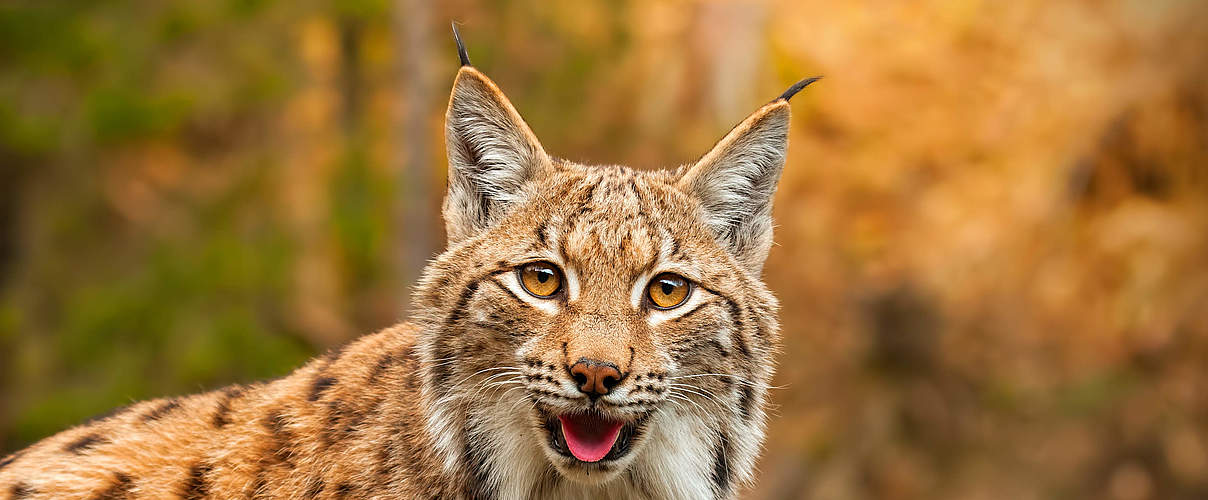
[777,76,822,102]
[452,22,471,67]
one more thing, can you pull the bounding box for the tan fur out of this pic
[0,59,806,499]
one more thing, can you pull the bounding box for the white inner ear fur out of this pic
[677,101,790,274]
[443,67,552,244]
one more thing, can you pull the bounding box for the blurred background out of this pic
[1,0,1206,498]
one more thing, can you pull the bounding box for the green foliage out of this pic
[0,0,319,449]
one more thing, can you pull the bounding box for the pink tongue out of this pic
[558,414,624,463]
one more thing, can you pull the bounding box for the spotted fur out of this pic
[0,42,813,499]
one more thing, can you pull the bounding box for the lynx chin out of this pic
[0,26,818,500]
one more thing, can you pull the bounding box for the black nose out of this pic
[569,358,622,399]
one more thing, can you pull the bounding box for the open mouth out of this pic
[542,412,643,463]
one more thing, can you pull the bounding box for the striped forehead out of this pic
[552,167,668,279]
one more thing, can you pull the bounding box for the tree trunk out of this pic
[394,0,438,315]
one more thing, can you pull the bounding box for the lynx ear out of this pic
[678,77,817,273]
[443,65,551,245]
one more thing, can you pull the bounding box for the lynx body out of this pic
[0,32,816,500]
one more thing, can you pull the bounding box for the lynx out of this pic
[0,28,817,499]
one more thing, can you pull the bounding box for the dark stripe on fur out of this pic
[305,477,325,498]
[536,222,548,246]
[670,298,722,324]
[709,339,731,357]
[89,472,134,500]
[9,483,34,499]
[432,279,482,389]
[0,451,20,471]
[488,277,531,317]
[738,385,755,421]
[696,285,750,356]
[670,234,683,259]
[711,432,733,497]
[180,463,211,499]
[322,344,346,365]
[368,352,397,383]
[430,343,458,393]
[475,177,493,228]
[309,376,337,402]
[442,280,481,329]
[211,385,245,428]
[462,421,497,500]
[583,180,601,205]
[9,482,34,499]
[264,410,297,466]
[250,472,268,498]
[722,298,752,359]
[374,441,394,482]
[335,482,356,497]
[141,398,181,422]
[65,432,108,454]
[323,396,372,445]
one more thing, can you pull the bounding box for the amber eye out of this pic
[517,261,563,298]
[647,273,691,309]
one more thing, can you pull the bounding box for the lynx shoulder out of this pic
[0,28,817,500]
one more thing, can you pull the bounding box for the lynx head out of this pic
[414,27,815,498]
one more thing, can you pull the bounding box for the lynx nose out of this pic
[569,358,622,399]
